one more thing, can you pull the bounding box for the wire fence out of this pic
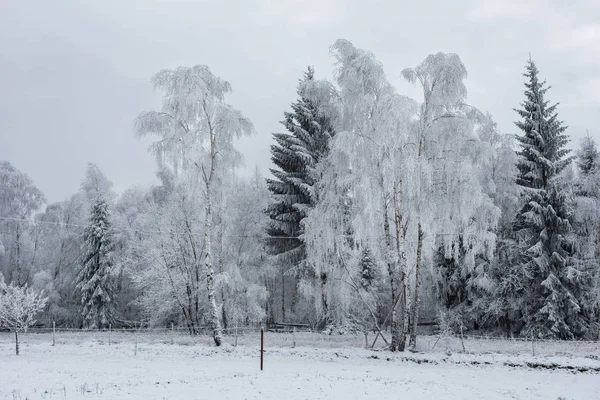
[1,325,599,358]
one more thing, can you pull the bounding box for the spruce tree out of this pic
[509,58,587,339]
[77,199,115,329]
[359,247,377,289]
[266,67,335,270]
[576,135,600,194]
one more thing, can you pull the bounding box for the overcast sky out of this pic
[1,0,599,204]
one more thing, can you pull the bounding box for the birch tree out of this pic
[135,65,253,346]
[402,54,499,348]
[304,39,418,350]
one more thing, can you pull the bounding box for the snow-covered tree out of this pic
[360,247,377,289]
[218,169,270,329]
[266,66,335,322]
[572,135,600,335]
[303,147,355,329]
[432,114,517,331]
[0,161,45,286]
[131,173,211,332]
[476,114,520,236]
[81,163,116,205]
[304,42,497,350]
[130,168,270,333]
[77,199,115,329]
[506,58,588,339]
[31,195,86,326]
[576,134,599,179]
[401,53,499,349]
[135,65,253,346]
[303,39,418,350]
[0,277,48,354]
[29,164,113,328]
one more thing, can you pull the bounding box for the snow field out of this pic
[1,332,600,400]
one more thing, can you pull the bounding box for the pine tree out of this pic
[508,58,587,339]
[266,67,335,274]
[77,199,114,329]
[359,247,377,290]
[577,135,599,177]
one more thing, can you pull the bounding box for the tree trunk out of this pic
[320,272,328,324]
[281,266,286,323]
[389,274,399,351]
[15,330,19,355]
[203,189,223,346]
[393,181,409,352]
[218,225,227,330]
[409,223,424,350]
[382,190,399,352]
[399,273,410,352]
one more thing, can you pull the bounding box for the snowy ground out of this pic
[2,332,600,399]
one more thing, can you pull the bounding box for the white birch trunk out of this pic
[393,181,409,352]
[202,123,223,347]
[203,187,223,346]
[409,223,423,350]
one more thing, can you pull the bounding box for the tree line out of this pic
[1,40,599,351]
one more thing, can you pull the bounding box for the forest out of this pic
[1,39,599,351]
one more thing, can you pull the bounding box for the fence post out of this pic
[108,324,111,346]
[292,327,296,349]
[171,323,174,345]
[134,323,138,356]
[260,327,264,371]
[531,336,535,357]
[52,322,56,346]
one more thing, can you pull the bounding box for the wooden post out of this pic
[134,323,138,356]
[531,336,535,357]
[15,330,19,355]
[260,327,264,371]
[52,322,56,346]
[108,324,111,346]
[171,323,174,345]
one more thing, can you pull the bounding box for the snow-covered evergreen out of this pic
[265,66,335,321]
[506,58,588,339]
[77,199,115,329]
[360,247,377,289]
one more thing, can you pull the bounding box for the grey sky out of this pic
[1,0,599,204]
